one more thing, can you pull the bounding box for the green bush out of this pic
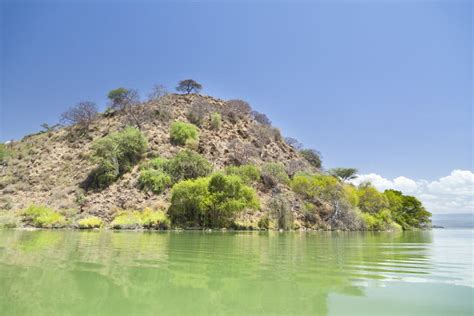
[165,150,212,182]
[225,164,261,185]
[138,169,172,194]
[140,209,170,229]
[360,209,394,231]
[23,205,66,228]
[169,173,259,228]
[110,211,142,229]
[300,149,322,169]
[170,121,199,146]
[90,127,148,188]
[111,209,170,229]
[290,173,340,201]
[261,163,289,188]
[210,112,222,130]
[78,216,103,229]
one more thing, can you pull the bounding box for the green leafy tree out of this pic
[357,183,389,214]
[176,79,202,94]
[169,173,259,228]
[384,189,431,229]
[300,149,322,169]
[165,150,212,182]
[90,127,148,188]
[328,168,358,182]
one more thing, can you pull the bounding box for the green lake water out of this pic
[0,229,472,315]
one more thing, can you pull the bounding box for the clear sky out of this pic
[1,1,472,212]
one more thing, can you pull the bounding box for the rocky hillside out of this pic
[1,94,318,226]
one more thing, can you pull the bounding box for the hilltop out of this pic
[0,88,431,230]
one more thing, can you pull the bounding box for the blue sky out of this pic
[1,1,472,186]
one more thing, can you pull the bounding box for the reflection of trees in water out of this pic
[0,230,432,315]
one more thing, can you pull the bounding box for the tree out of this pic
[284,137,303,151]
[148,84,168,101]
[357,183,389,214]
[328,168,358,182]
[107,88,134,110]
[300,149,322,169]
[60,101,98,130]
[176,79,202,94]
[223,99,251,123]
[251,110,271,126]
[384,189,431,229]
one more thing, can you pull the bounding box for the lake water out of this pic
[0,228,472,315]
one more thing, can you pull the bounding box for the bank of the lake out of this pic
[0,228,472,315]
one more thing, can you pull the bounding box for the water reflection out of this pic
[0,229,470,315]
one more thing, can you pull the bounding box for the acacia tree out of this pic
[176,79,202,94]
[328,168,358,182]
[60,101,98,130]
[107,88,150,129]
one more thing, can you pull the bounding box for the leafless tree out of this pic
[60,101,98,130]
[223,99,252,123]
[148,84,168,102]
[187,98,214,126]
[251,110,271,126]
[286,159,309,177]
[284,137,303,151]
[227,140,260,165]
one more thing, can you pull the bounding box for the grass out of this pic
[77,216,103,229]
[23,204,66,228]
[111,209,170,230]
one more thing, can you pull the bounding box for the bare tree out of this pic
[176,79,202,94]
[148,84,168,102]
[223,99,252,123]
[284,137,303,151]
[251,110,271,126]
[187,98,214,126]
[227,140,260,165]
[60,101,98,130]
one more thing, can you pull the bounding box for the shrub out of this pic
[253,125,282,147]
[225,164,261,185]
[176,79,202,94]
[23,205,66,228]
[78,216,103,229]
[360,209,393,231]
[223,99,251,123]
[300,149,322,169]
[169,121,199,146]
[110,211,142,229]
[290,173,339,201]
[140,209,170,229]
[261,163,289,188]
[269,194,294,230]
[284,137,303,151]
[227,140,260,165]
[60,101,98,130]
[138,169,172,194]
[90,127,148,188]
[148,84,168,101]
[155,102,174,121]
[165,150,212,182]
[210,112,222,130]
[187,98,213,126]
[111,209,170,230]
[169,173,259,228]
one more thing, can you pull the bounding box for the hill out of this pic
[0,92,431,230]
